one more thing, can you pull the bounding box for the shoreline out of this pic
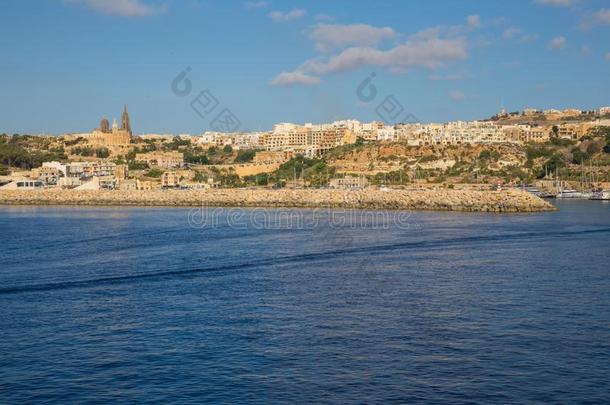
[0,188,556,213]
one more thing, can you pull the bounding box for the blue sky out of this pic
[1,0,609,134]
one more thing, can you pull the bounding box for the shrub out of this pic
[235,149,256,163]
[95,148,110,159]
[146,168,164,178]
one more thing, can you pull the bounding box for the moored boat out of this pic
[590,190,610,201]
[556,189,593,199]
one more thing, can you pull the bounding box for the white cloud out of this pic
[300,38,467,75]
[65,0,163,17]
[581,45,591,55]
[269,8,306,22]
[244,1,269,9]
[580,9,610,29]
[298,36,467,77]
[271,25,468,86]
[449,91,465,101]
[534,0,576,6]
[606,52,610,61]
[309,24,395,52]
[503,27,523,39]
[548,36,566,51]
[269,71,320,86]
[466,15,481,29]
[598,9,610,24]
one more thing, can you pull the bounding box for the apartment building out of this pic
[259,127,355,157]
[557,123,594,140]
[31,166,62,185]
[161,171,181,188]
[502,125,550,143]
[66,161,118,178]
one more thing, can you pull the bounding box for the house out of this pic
[161,171,181,188]
[0,179,45,189]
[329,177,369,190]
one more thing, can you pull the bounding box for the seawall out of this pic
[0,188,556,213]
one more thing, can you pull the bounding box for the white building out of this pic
[0,179,45,190]
[376,127,396,142]
[599,107,610,115]
[42,161,68,176]
[272,123,300,134]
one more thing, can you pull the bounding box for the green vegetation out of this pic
[145,168,164,178]
[478,150,501,162]
[368,169,411,186]
[209,166,241,187]
[267,156,334,187]
[168,137,190,151]
[235,149,256,163]
[550,137,575,147]
[95,148,110,159]
[0,141,66,169]
[128,161,148,170]
[418,155,438,163]
[243,173,269,186]
[193,171,207,183]
[184,151,210,165]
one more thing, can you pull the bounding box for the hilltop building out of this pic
[87,104,132,146]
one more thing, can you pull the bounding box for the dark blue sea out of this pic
[1,200,609,403]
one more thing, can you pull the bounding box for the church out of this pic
[87,105,133,146]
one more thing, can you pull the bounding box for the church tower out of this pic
[121,104,132,135]
[100,117,110,133]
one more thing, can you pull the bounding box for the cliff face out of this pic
[327,143,527,175]
[0,188,555,213]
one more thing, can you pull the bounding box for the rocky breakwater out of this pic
[0,188,555,212]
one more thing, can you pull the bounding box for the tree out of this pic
[193,171,207,183]
[95,148,110,159]
[146,168,164,178]
[185,152,210,165]
[235,149,255,163]
[552,125,559,137]
[223,145,233,154]
[355,137,365,147]
[128,161,148,170]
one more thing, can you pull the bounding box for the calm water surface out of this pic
[1,201,609,403]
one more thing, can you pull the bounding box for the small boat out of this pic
[539,191,556,199]
[556,189,593,199]
[590,190,610,200]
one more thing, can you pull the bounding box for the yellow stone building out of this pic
[86,105,133,146]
